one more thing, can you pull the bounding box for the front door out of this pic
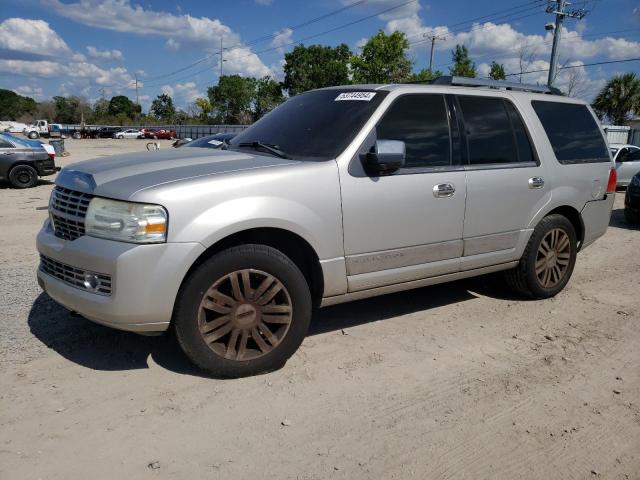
[340,93,467,292]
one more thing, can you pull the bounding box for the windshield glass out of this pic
[228,89,388,161]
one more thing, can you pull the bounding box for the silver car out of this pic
[36,77,615,377]
[610,143,640,187]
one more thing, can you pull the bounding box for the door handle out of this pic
[528,177,544,189]
[433,183,455,198]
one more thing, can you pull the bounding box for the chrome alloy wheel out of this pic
[535,228,571,288]
[197,269,293,361]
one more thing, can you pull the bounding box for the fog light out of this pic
[83,273,99,291]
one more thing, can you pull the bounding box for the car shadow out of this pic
[0,178,54,190]
[609,208,640,231]
[28,273,522,378]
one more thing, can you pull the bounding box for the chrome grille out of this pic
[50,186,93,241]
[39,255,112,296]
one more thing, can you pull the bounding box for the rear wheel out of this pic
[505,214,577,299]
[28,131,39,139]
[72,131,81,139]
[8,164,39,188]
[173,244,312,377]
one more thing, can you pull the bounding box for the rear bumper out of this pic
[36,221,205,333]
[580,194,615,249]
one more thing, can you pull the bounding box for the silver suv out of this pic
[37,77,616,377]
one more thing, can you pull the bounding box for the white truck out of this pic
[24,120,62,139]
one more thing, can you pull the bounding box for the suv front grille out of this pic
[40,255,112,296]
[50,186,93,241]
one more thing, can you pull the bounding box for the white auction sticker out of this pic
[335,92,376,101]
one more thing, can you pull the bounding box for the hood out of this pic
[56,147,300,199]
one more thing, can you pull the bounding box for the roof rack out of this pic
[410,76,562,95]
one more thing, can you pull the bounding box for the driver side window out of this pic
[375,94,451,169]
[617,148,630,162]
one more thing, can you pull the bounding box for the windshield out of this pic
[228,89,388,161]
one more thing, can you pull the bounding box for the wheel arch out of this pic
[180,227,325,308]
[542,205,585,250]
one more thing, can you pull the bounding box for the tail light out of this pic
[48,152,55,161]
[606,168,617,194]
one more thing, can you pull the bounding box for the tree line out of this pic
[1,29,638,126]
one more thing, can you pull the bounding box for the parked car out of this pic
[0,133,58,188]
[610,143,640,187]
[114,129,143,139]
[37,77,616,377]
[91,127,122,139]
[180,133,236,149]
[624,172,640,224]
[24,119,61,139]
[144,128,176,140]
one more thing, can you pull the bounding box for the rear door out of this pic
[457,94,549,269]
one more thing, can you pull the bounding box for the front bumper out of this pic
[36,220,205,333]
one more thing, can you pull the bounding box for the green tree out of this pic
[150,93,176,122]
[108,95,139,119]
[254,76,285,120]
[407,69,443,82]
[592,73,640,125]
[449,45,476,78]
[0,89,37,120]
[488,61,506,80]
[91,98,110,123]
[208,75,257,124]
[283,44,351,96]
[193,97,212,122]
[351,30,412,84]
[52,96,90,123]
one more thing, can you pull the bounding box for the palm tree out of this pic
[592,73,640,125]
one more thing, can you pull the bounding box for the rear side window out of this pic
[376,94,451,169]
[458,96,525,165]
[531,101,609,164]
[0,138,14,148]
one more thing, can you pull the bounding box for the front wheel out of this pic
[72,131,81,139]
[505,214,577,299]
[28,131,39,139]
[173,244,312,378]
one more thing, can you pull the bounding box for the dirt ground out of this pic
[0,138,638,480]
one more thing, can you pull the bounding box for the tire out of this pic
[173,244,312,378]
[28,131,39,139]
[8,164,39,189]
[624,208,640,224]
[116,135,123,139]
[505,214,577,299]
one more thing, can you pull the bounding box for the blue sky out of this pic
[1,0,639,111]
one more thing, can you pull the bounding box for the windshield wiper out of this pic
[237,141,290,159]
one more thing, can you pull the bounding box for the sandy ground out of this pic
[0,139,638,480]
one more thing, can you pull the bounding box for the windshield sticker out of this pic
[335,92,376,101]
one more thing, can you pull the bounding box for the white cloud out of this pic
[0,59,62,77]
[270,28,293,54]
[175,82,202,103]
[219,47,273,78]
[161,85,174,97]
[0,18,69,57]
[13,85,44,98]
[87,45,124,61]
[165,38,180,51]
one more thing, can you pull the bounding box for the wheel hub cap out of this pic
[197,269,293,361]
[535,228,571,288]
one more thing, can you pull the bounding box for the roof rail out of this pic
[421,76,563,95]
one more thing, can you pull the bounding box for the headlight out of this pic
[85,197,168,243]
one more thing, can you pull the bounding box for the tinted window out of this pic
[532,101,609,163]
[458,96,518,165]
[628,148,640,161]
[376,94,450,168]
[0,138,14,148]
[229,89,388,161]
[504,101,535,163]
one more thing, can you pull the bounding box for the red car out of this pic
[143,128,176,140]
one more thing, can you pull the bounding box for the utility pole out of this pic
[134,75,139,106]
[423,32,446,74]
[220,37,224,79]
[99,87,106,99]
[546,0,587,87]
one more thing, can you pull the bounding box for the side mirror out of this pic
[362,139,406,174]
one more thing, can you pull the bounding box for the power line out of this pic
[141,0,419,89]
[546,0,589,86]
[504,57,640,77]
[142,0,372,83]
